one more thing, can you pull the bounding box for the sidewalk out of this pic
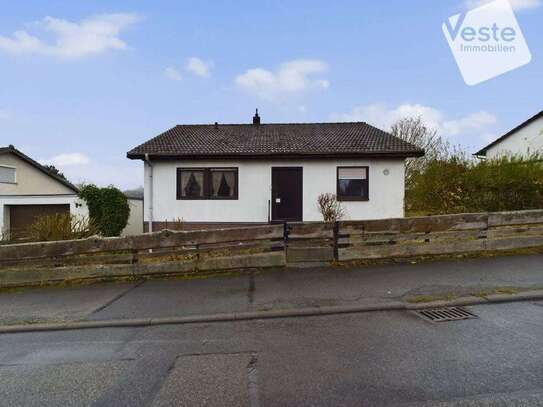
[0,253,542,331]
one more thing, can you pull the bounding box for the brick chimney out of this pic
[253,109,261,125]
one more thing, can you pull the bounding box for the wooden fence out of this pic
[320,209,543,263]
[286,223,335,263]
[0,210,542,287]
[282,209,543,263]
[0,225,285,287]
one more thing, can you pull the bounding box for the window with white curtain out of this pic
[210,169,237,198]
[177,168,238,200]
[0,166,16,184]
[179,169,205,198]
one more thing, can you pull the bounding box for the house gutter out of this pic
[144,154,154,233]
[127,151,425,160]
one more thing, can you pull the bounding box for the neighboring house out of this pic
[127,112,424,231]
[0,145,88,239]
[0,145,144,239]
[475,111,543,159]
[123,189,144,236]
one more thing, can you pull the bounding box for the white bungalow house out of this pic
[475,111,543,159]
[127,112,424,232]
[0,145,88,240]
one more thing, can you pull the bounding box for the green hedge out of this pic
[79,185,130,237]
[406,156,543,215]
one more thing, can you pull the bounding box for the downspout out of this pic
[144,154,154,233]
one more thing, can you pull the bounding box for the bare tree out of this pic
[390,116,457,186]
[317,193,345,222]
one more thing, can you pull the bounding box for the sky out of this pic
[0,0,541,189]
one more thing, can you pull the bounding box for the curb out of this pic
[1,291,543,335]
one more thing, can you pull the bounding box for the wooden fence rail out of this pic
[286,223,335,263]
[0,225,286,287]
[337,210,543,262]
[0,210,542,288]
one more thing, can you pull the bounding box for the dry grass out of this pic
[333,246,543,270]
[29,213,98,242]
[471,287,521,298]
[407,286,530,304]
[406,294,457,304]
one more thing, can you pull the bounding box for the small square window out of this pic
[337,167,369,201]
[0,166,16,184]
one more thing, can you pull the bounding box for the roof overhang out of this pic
[127,151,425,161]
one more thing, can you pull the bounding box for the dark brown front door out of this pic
[271,167,303,222]
[9,204,70,239]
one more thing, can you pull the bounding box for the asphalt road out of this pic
[1,300,543,406]
[0,254,542,325]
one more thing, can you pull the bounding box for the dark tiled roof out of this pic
[474,110,543,157]
[127,122,424,159]
[0,145,79,193]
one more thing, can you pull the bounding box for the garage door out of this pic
[9,204,70,239]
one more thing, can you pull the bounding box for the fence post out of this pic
[283,222,289,261]
[333,221,339,261]
[131,249,139,278]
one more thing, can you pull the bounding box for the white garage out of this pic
[0,145,88,241]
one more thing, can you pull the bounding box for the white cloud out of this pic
[315,79,330,89]
[164,66,182,81]
[332,103,443,131]
[40,153,90,167]
[0,110,10,120]
[331,103,497,138]
[186,57,212,77]
[442,111,497,136]
[465,0,541,11]
[482,132,499,142]
[235,59,329,101]
[0,13,140,59]
[64,160,141,189]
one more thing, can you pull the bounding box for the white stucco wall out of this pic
[121,198,144,236]
[144,159,405,224]
[485,116,543,159]
[0,195,88,238]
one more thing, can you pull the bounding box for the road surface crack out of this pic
[247,354,260,407]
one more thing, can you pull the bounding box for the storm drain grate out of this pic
[415,306,478,322]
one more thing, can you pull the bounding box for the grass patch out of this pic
[471,286,521,298]
[0,317,68,326]
[407,293,457,304]
[495,287,521,295]
[409,286,530,303]
[334,246,543,270]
